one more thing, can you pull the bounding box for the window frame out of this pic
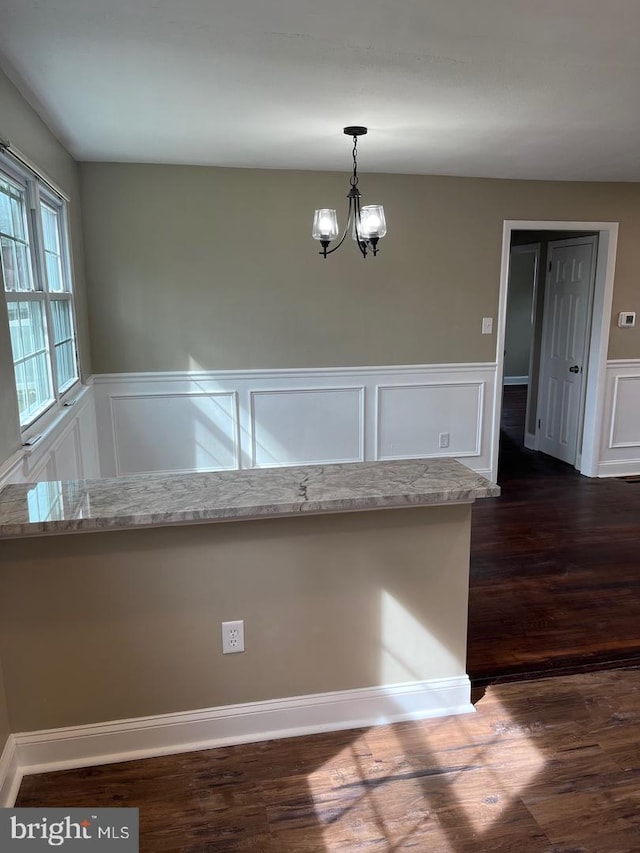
[0,150,81,436]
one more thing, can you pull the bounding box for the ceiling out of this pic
[1,0,640,181]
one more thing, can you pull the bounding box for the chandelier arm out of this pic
[353,191,368,258]
[320,195,355,256]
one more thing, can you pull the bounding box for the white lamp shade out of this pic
[312,209,339,241]
[359,205,387,239]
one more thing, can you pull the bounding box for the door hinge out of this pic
[548,261,552,272]
[538,418,541,429]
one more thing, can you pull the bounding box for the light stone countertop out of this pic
[0,458,500,539]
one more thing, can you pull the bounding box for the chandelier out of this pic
[312,127,387,259]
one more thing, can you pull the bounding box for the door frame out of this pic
[492,220,619,481]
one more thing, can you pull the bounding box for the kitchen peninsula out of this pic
[0,459,498,777]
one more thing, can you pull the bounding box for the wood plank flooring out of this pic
[17,668,640,851]
[468,385,640,684]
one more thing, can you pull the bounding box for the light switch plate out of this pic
[482,317,493,334]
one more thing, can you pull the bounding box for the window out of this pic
[0,153,79,428]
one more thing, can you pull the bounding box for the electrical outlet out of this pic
[222,620,245,654]
[439,432,450,449]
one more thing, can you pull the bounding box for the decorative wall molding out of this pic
[598,360,640,476]
[250,386,365,467]
[503,375,529,386]
[1,360,632,485]
[91,364,498,479]
[12,677,473,788]
[0,384,99,489]
[109,391,240,476]
[608,375,640,448]
[0,450,24,489]
[375,381,484,461]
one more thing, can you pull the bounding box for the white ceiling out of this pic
[1,0,640,180]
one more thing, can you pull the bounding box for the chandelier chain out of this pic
[350,135,359,188]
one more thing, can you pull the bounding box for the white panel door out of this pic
[537,238,597,465]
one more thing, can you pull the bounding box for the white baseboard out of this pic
[0,736,21,807]
[503,376,529,386]
[12,677,472,787]
[596,459,640,478]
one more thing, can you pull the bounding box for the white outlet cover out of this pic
[222,620,245,654]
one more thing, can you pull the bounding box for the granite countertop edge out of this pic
[0,459,500,540]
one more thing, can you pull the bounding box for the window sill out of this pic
[20,381,91,456]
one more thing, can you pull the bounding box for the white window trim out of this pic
[0,148,81,439]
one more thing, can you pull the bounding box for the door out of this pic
[537,236,597,465]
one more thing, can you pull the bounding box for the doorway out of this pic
[491,220,619,482]
[503,232,598,469]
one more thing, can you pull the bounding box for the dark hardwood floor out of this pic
[18,668,640,851]
[468,384,640,685]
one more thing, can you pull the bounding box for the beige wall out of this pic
[0,505,471,732]
[79,162,640,374]
[0,67,91,466]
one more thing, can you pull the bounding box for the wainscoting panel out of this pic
[0,384,98,489]
[1,361,635,494]
[250,388,364,467]
[598,360,640,477]
[111,392,239,476]
[49,421,83,481]
[377,382,483,460]
[92,364,498,479]
[609,377,640,448]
